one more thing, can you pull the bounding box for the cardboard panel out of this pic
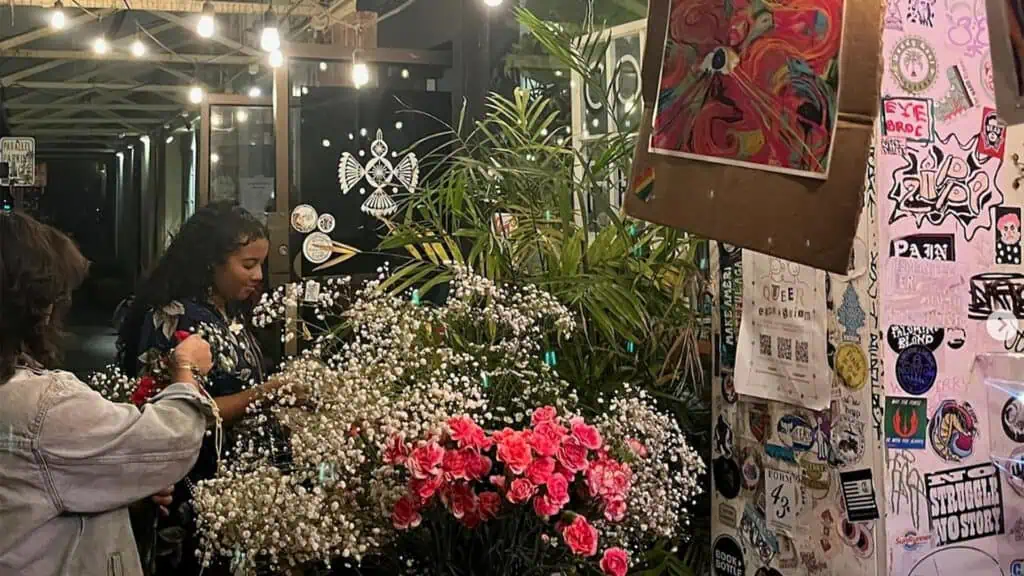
[626,0,884,273]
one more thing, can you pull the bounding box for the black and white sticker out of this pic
[840,468,880,522]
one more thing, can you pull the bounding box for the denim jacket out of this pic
[0,366,216,576]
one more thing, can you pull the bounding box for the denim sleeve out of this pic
[36,374,216,515]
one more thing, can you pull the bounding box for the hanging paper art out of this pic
[291,205,361,270]
[338,129,420,218]
[649,0,845,179]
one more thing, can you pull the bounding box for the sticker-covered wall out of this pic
[879,0,1023,573]
[710,160,886,576]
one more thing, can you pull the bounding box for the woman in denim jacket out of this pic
[0,211,217,576]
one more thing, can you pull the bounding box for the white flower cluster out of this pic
[86,365,136,404]
[192,270,578,571]
[592,384,706,557]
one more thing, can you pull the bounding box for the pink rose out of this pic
[586,458,632,501]
[507,478,538,504]
[531,421,568,457]
[409,475,444,501]
[570,418,603,451]
[531,406,559,426]
[497,431,534,474]
[603,498,627,522]
[383,434,410,465]
[561,515,599,557]
[478,491,501,519]
[443,448,469,480]
[392,495,422,530]
[600,547,629,576]
[526,457,556,485]
[467,450,493,480]
[557,436,589,473]
[442,482,477,520]
[626,438,648,458]
[490,475,507,492]
[533,494,562,517]
[407,442,445,479]
[492,427,516,444]
[545,472,570,506]
[447,416,492,450]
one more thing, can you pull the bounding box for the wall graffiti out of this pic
[944,0,989,56]
[888,450,928,530]
[967,273,1024,319]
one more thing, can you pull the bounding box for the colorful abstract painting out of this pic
[650,0,845,179]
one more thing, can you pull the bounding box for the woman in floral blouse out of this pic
[117,202,290,575]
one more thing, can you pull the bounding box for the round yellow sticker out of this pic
[835,343,868,391]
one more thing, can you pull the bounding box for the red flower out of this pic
[506,478,537,504]
[490,475,507,492]
[408,442,445,479]
[530,406,559,426]
[173,330,192,343]
[545,472,570,506]
[447,416,491,450]
[561,515,599,557]
[442,482,477,520]
[467,451,493,480]
[533,494,562,518]
[557,436,589,473]
[496,431,533,475]
[384,434,410,465]
[531,421,568,457]
[478,491,501,519]
[604,498,627,522]
[443,448,470,480]
[526,457,556,485]
[461,509,483,528]
[570,417,603,451]
[409,475,444,501]
[600,547,629,576]
[626,439,648,458]
[492,427,516,444]
[392,496,422,530]
[130,375,158,406]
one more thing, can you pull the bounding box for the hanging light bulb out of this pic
[352,61,370,88]
[131,37,146,58]
[484,0,503,6]
[319,61,327,71]
[259,8,280,52]
[189,85,205,104]
[248,86,262,98]
[50,0,65,30]
[197,0,216,38]
[268,49,284,68]
[401,68,410,79]
[236,109,248,123]
[93,37,109,55]
[165,135,175,144]
[210,152,220,164]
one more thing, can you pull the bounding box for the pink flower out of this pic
[467,450,493,480]
[490,475,507,492]
[442,482,477,520]
[533,494,562,517]
[531,421,568,457]
[626,438,648,458]
[557,436,589,473]
[407,442,445,479]
[561,515,599,557]
[531,406,559,426]
[603,498,627,522]
[586,458,632,501]
[492,427,516,444]
[526,457,556,485]
[570,418,603,451]
[447,416,492,450]
[600,547,629,576]
[443,448,469,480]
[409,475,444,501]
[507,478,537,504]
[383,434,411,465]
[545,472,570,506]
[478,491,501,519]
[392,496,422,530]
[497,431,534,475]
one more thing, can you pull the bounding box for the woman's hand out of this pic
[171,335,213,384]
[151,486,174,517]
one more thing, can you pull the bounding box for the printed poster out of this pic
[734,251,829,409]
[649,0,845,179]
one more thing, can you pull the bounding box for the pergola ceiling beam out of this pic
[0,48,258,65]
[5,103,182,111]
[11,118,166,125]
[281,42,452,66]
[0,10,106,51]
[10,81,194,93]
[13,129,137,135]
[7,0,325,15]
[152,11,262,56]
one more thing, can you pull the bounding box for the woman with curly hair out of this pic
[118,201,291,575]
[0,211,216,576]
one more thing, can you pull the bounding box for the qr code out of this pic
[795,340,809,363]
[759,335,772,356]
[777,337,793,360]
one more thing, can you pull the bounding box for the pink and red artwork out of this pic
[650,0,845,179]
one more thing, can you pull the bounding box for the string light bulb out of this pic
[131,37,146,58]
[268,49,284,68]
[50,0,65,30]
[189,85,205,104]
[248,86,262,98]
[484,0,503,6]
[259,8,280,52]
[93,37,109,55]
[352,61,370,88]
[197,0,216,38]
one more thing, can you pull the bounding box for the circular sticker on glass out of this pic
[895,344,937,395]
[1006,445,1024,498]
[713,456,741,500]
[890,36,937,94]
[740,444,763,491]
[1002,397,1024,442]
[291,204,318,233]
[929,399,979,462]
[835,343,868,390]
[302,232,333,264]
[712,535,745,576]
[317,213,336,234]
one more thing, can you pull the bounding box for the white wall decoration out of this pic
[338,129,420,218]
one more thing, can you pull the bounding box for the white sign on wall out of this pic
[0,137,36,187]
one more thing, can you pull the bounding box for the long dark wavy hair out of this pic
[118,202,267,376]
[0,211,90,383]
